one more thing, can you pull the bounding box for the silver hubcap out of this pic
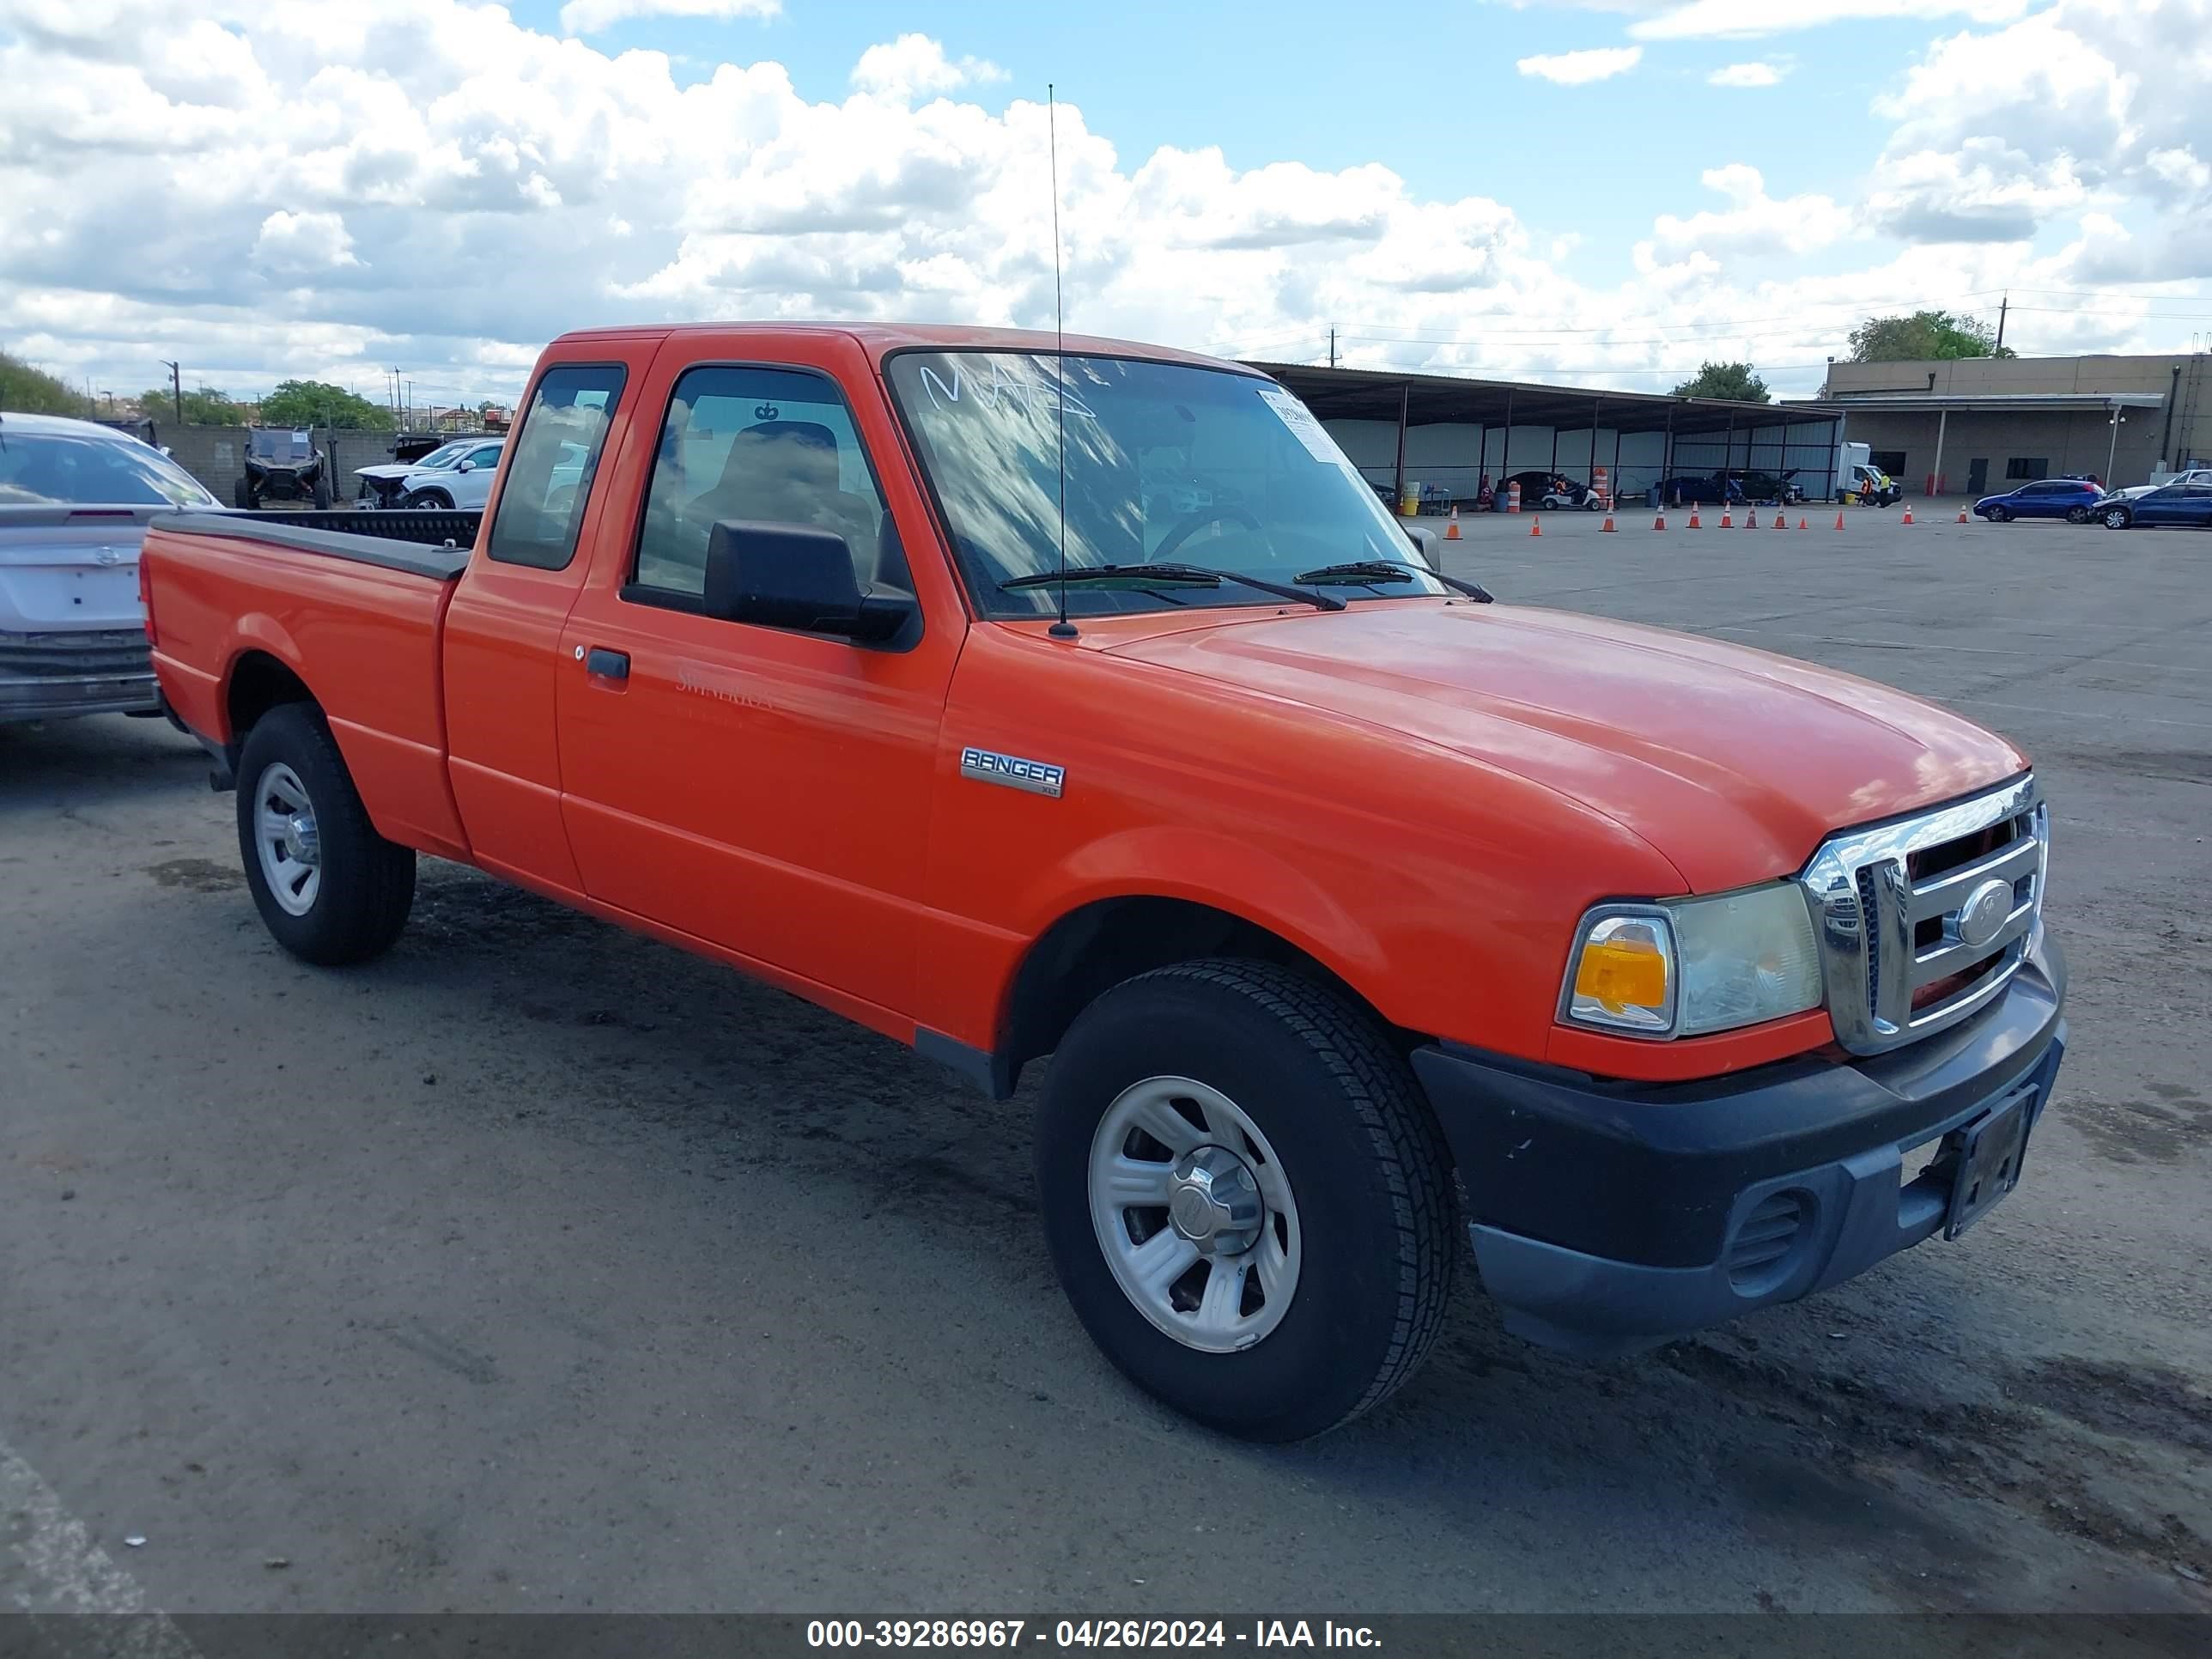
[1089,1077,1301,1353]
[253,762,321,916]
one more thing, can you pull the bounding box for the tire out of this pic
[2102,506,2132,529]
[1986,505,2011,522]
[2065,506,2090,524]
[234,702,415,966]
[404,487,453,510]
[1036,959,1456,1442]
[313,473,333,510]
[233,477,252,509]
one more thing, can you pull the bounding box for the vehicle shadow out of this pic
[0,714,205,824]
[326,860,2208,1619]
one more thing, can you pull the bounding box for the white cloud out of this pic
[1872,0,2212,253]
[1645,164,1854,259]
[252,210,360,271]
[1516,46,1643,83]
[0,0,2206,410]
[1631,0,2029,40]
[1707,61,1784,87]
[558,0,779,34]
[849,33,1006,100]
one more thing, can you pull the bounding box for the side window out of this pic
[2004,458,2050,482]
[467,444,502,469]
[627,364,893,602]
[486,364,626,570]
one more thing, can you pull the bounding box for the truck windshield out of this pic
[885,350,1449,617]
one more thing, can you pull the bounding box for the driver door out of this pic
[553,341,963,1022]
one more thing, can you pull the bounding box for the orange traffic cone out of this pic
[1902,505,1915,525]
[1955,506,1967,524]
[1445,506,1462,541]
[1772,511,1787,530]
[1797,516,1808,531]
[1719,509,1733,528]
[1743,509,1757,530]
[1653,512,1667,531]
[1687,507,1702,529]
[1834,512,1845,531]
[1601,515,1616,532]
[1529,515,1541,537]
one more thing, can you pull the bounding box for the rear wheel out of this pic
[233,477,252,509]
[2064,505,2091,524]
[235,702,415,965]
[2102,506,2132,529]
[1036,960,1455,1441]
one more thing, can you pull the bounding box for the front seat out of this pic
[686,420,883,586]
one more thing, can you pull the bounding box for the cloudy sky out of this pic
[2,0,2209,412]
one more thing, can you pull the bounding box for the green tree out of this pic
[140,383,243,423]
[258,379,393,430]
[3,349,94,416]
[1847,310,2016,362]
[1670,362,1770,403]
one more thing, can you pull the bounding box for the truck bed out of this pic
[144,510,477,859]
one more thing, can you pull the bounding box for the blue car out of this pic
[1972,477,2103,523]
[2098,480,2212,530]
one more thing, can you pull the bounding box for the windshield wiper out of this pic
[1293,560,1494,603]
[1001,563,1345,611]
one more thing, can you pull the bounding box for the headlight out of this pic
[1561,884,1822,1039]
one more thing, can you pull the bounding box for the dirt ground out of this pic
[3,505,2209,1624]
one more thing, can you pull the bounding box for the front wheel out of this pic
[233,477,253,509]
[1985,504,2011,522]
[235,702,416,965]
[2102,506,2132,529]
[313,473,334,510]
[404,487,454,510]
[1036,960,1456,1441]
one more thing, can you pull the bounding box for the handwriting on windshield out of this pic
[919,359,1098,422]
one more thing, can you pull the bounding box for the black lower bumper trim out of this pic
[1412,930,2067,1357]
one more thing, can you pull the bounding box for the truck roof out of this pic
[545,321,1251,374]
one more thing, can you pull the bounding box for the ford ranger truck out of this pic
[142,325,2066,1442]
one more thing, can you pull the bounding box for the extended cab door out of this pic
[551,334,968,1026]
[442,338,660,894]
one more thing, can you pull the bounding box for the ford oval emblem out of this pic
[1957,878,2014,951]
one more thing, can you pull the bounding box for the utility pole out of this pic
[1995,294,2008,354]
[1328,327,1338,369]
[161,360,182,422]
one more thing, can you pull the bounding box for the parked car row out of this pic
[1972,472,2212,530]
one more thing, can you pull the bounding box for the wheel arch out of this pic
[224,642,319,743]
[957,893,1425,1100]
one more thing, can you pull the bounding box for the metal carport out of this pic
[1243,361,1846,507]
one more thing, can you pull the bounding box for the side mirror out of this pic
[456,459,475,472]
[702,520,916,646]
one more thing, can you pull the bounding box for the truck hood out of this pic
[1097,601,2027,893]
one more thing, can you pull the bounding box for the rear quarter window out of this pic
[485,364,626,569]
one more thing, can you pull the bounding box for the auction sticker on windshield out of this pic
[1255,385,1346,464]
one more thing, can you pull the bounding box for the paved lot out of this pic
[3,507,2209,1620]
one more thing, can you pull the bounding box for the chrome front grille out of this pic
[1800,775,2047,1056]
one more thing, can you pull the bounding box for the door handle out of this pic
[585,647,629,681]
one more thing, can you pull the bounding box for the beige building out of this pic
[1809,352,2212,497]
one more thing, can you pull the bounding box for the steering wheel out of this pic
[1152,505,1263,562]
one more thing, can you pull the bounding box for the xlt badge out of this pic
[960,746,1065,799]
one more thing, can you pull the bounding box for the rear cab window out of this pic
[486,364,626,569]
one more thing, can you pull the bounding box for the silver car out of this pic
[0,411,219,723]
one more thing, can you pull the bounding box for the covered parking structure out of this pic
[1245,362,1846,507]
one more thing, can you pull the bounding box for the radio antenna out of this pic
[1046,83,1077,640]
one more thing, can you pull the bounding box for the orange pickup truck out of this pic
[143,323,2065,1440]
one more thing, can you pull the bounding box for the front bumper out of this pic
[0,629,158,723]
[1412,928,2066,1358]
